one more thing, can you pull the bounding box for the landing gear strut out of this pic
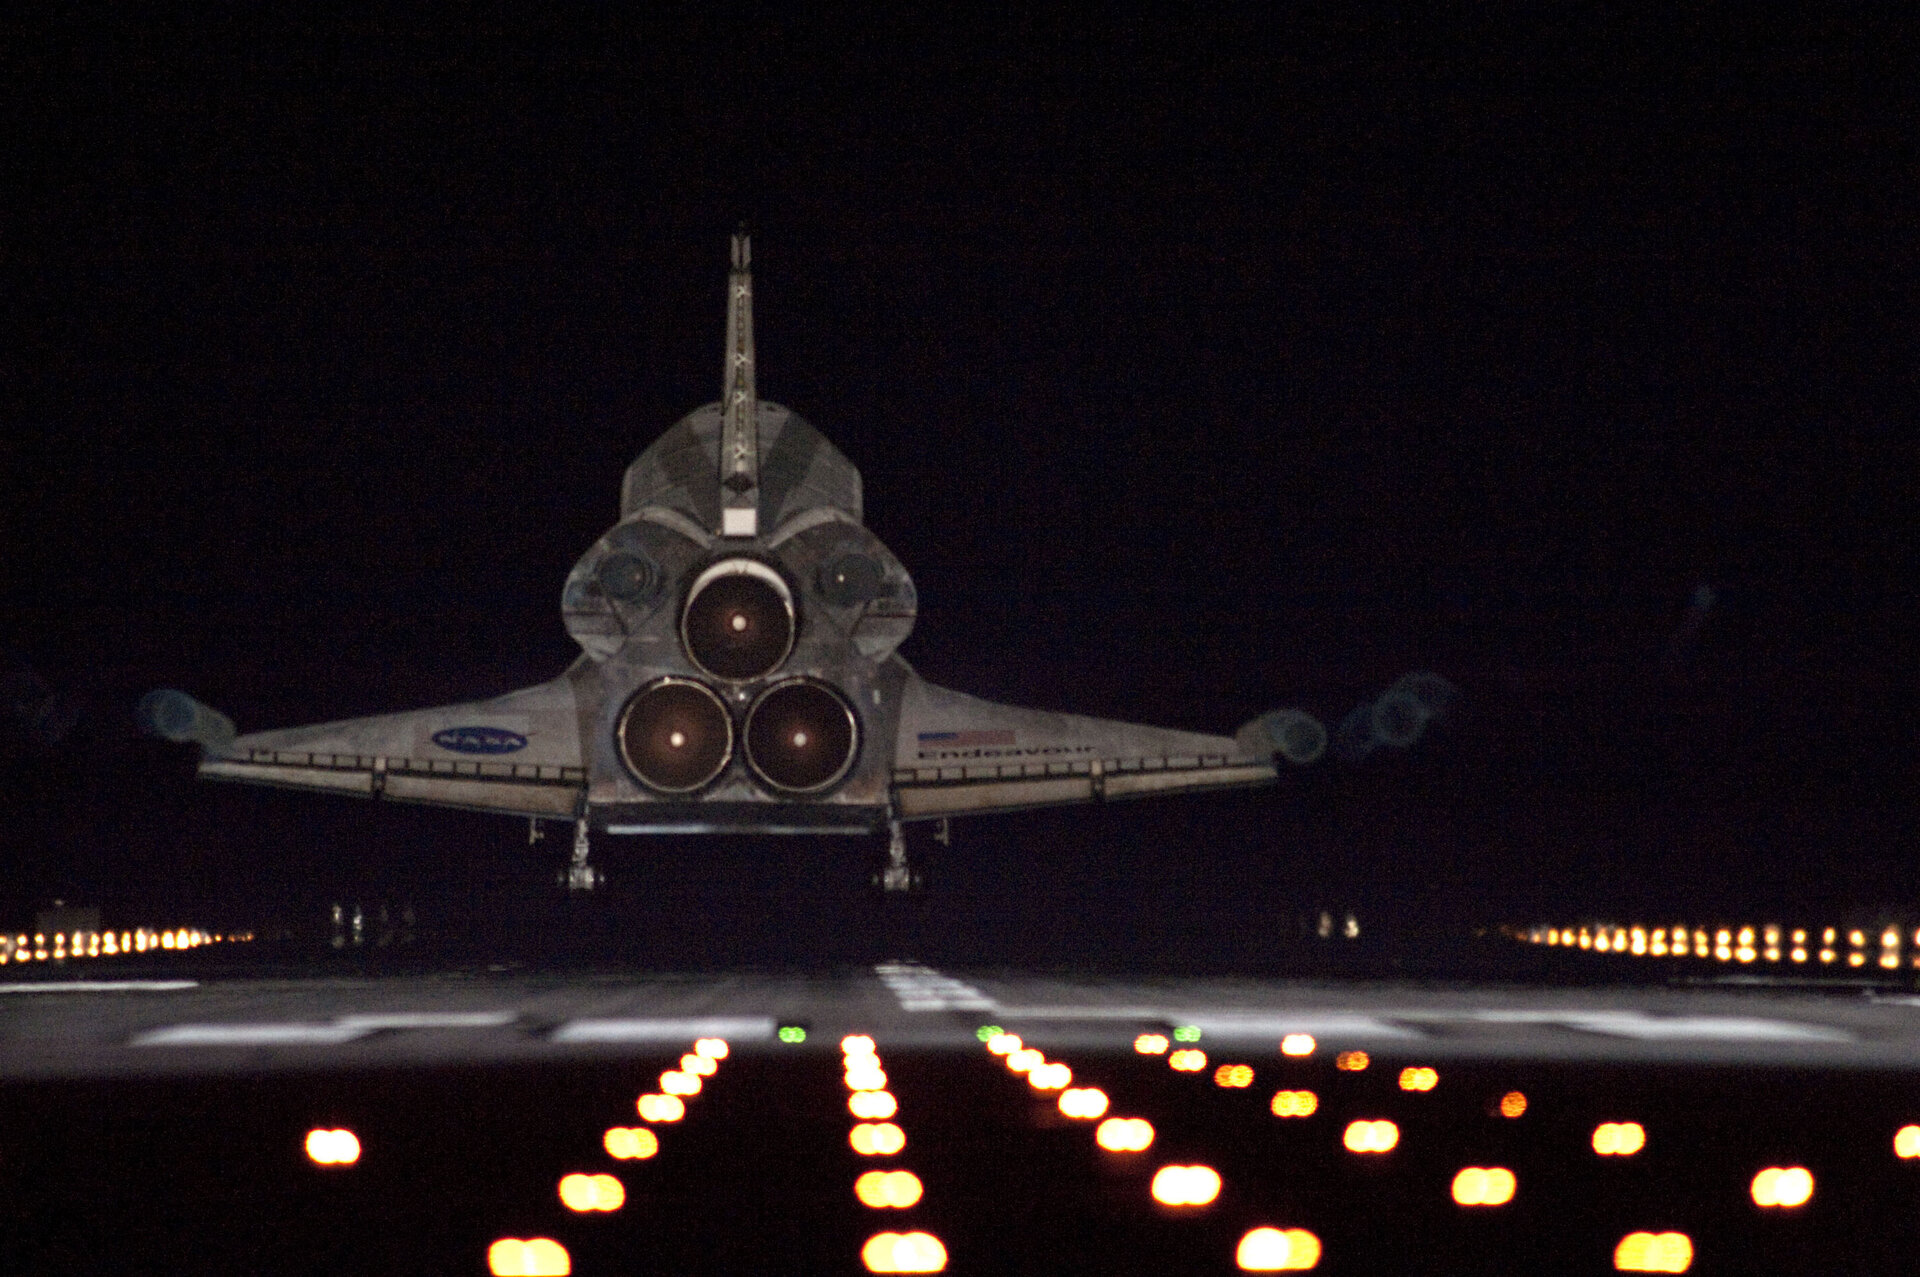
[562,816,602,891]
[877,819,918,893]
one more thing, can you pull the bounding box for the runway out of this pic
[11,959,1920,1272]
[5,962,1920,1079]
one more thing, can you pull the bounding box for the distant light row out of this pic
[1521,922,1920,968]
[0,928,245,963]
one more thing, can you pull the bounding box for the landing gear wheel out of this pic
[561,817,603,891]
[874,820,922,893]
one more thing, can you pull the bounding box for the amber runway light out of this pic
[1614,1232,1692,1272]
[855,1170,924,1209]
[1750,1166,1813,1208]
[1343,1120,1399,1153]
[1237,1228,1321,1271]
[1270,1090,1318,1118]
[1096,1117,1155,1152]
[1593,1122,1646,1156]
[558,1172,625,1213]
[1451,1167,1516,1206]
[489,1238,570,1276]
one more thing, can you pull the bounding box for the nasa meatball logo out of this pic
[432,726,529,754]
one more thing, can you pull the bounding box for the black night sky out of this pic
[3,10,1913,966]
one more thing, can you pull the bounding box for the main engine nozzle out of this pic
[681,559,796,682]
[744,679,859,793]
[136,689,237,757]
[617,678,735,793]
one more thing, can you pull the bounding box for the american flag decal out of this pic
[917,730,1015,746]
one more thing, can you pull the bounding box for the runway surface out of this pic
[10,961,1920,1272]
[6,962,1920,1079]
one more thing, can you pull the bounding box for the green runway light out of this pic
[778,1025,807,1043]
[975,1025,1003,1041]
[1173,1025,1202,1043]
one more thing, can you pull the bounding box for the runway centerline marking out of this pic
[875,963,998,1012]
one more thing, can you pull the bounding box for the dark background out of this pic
[2,9,1913,965]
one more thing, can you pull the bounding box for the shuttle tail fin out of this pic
[719,229,759,537]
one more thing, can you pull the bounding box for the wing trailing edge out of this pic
[887,674,1285,820]
[192,674,586,820]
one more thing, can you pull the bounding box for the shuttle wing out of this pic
[888,673,1282,820]
[194,673,587,821]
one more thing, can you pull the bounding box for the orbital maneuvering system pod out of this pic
[142,234,1449,890]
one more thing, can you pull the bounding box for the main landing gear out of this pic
[561,816,603,892]
[876,817,943,893]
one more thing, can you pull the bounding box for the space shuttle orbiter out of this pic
[143,234,1449,889]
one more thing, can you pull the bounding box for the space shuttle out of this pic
[143,235,1449,889]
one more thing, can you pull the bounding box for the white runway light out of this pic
[861,1230,947,1273]
[1343,1120,1399,1154]
[1238,1227,1321,1271]
[1058,1087,1109,1119]
[850,1091,899,1120]
[1750,1166,1813,1208]
[1151,1164,1222,1207]
[304,1128,361,1165]
[1096,1118,1155,1152]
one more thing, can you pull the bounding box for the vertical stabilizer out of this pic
[719,230,759,537]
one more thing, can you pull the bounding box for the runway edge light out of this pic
[1238,1227,1321,1271]
[862,1231,947,1273]
[489,1238,571,1276]
[1614,1231,1692,1273]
